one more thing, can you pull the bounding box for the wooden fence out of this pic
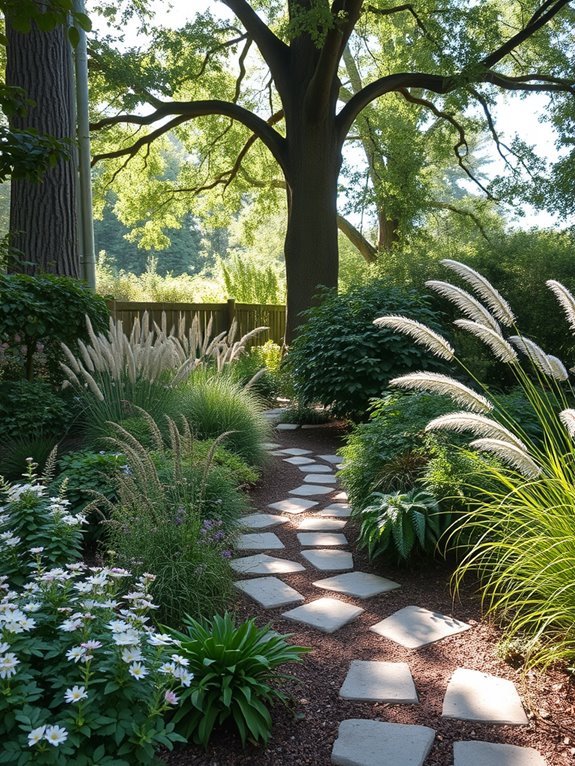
[106,298,286,346]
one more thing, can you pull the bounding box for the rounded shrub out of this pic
[286,282,450,419]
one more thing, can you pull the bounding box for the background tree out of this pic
[92,1,575,340]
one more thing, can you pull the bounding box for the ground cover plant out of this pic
[375,259,575,669]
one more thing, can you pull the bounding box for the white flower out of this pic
[44,725,68,747]
[0,642,10,654]
[121,647,143,663]
[29,547,44,554]
[373,315,454,360]
[390,372,493,413]
[81,640,102,651]
[0,652,19,679]
[108,619,130,633]
[113,630,141,646]
[22,602,41,613]
[107,567,131,578]
[170,654,189,667]
[64,685,88,704]
[164,690,179,705]
[128,662,148,680]
[159,662,177,675]
[65,646,86,663]
[59,618,83,632]
[1,535,21,548]
[440,259,515,325]
[174,668,193,687]
[147,632,175,646]
[27,726,46,747]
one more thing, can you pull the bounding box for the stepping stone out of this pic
[313,571,400,599]
[268,497,318,514]
[230,553,305,576]
[297,532,348,546]
[317,503,352,518]
[282,597,363,634]
[264,408,286,417]
[289,484,334,497]
[370,605,471,649]
[235,577,305,609]
[332,491,348,502]
[284,456,316,465]
[297,518,347,531]
[276,423,299,430]
[318,454,344,465]
[443,669,528,725]
[454,741,546,765]
[303,474,338,484]
[339,661,418,703]
[271,449,289,455]
[262,442,281,450]
[301,549,354,571]
[282,448,314,456]
[236,532,285,551]
[331,719,435,766]
[240,513,290,530]
[298,464,333,473]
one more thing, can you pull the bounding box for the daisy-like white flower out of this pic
[170,654,190,667]
[64,685,88,704]
[0,641,10,654]
[29,547,44,554]
[108,619,130,633]
[148,633,175,646]
[65,646,86,663]
[59,618,83,632]
[81,640,102,651]
[113,630,141,646]
[22,602,41,613]
[173,667,193,687]
[44,724,68,746]
[140,572,156,583]
[164,690,179,705]
[159,662,177,675]
[18,617,36,632]
[128,662,148,680]
[121,647,143,663]
[27,725,46,747]
[0,652,20,679]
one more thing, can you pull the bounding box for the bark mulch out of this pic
[163,423,575,766]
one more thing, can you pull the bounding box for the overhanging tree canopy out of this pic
[93,0,575,340]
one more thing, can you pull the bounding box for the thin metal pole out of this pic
[73,0,96,289]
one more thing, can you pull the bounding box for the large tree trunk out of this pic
[283,117,341,342]
[6,8,78,276]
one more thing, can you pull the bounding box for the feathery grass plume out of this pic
[509,335,568,381]
[469,438,542,477]
[426,411,528,451]
[453,319,518,363]
[390,372,493,413]
[440,259,516,326]
[559,409,575,440]
[546,279,575,333]
[425,280,501,333]
[373,316,454,360]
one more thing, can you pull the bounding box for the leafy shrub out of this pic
[232,341,288,402]
[0,565,186,764]
[173,372,270,466]
[0,468,85,585]
[0,435,60,482]
[286,282,449,419]
[356,488,444,564]
[0,380,72,441]
[167,614,309,746]
[339,392,454,510]
[0,273,108,382]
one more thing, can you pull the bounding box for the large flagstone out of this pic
[370,606,471,649]
[331,719,435,766]
[282,597,363,634]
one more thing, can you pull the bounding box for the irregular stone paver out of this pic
[230,553,305,576]
[301,549,354,571]
[313,571,401,599]
[282,597,363,634]
[284,456,316,465]
[289,484,334,497]
[332,491,348,502]
[318,454,344,465]
[453,741,547,765]
[443,669,528,725]
[240,513,290,530]
[297,532,348,546]
[298,464,334,473]
[236,532,285,551]
[262,442,281,450]
[276,423,299,430]
[370,606,471,649]
[317,504,352,518]
[270,449,289,456]
[303,474,338,484]
[339,661,418,703]
[297,518,347,531]
[331,719,435,766]
[235,576,305,609]
[282,448,314,456]
[268,497,318,514]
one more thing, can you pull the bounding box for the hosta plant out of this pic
[357,488,443,564]
[0,564,187,765]
[374,259,575,668]
[166,613,310,747]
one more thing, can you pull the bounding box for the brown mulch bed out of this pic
[164,422,575,766]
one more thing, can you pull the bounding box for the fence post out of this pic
[226,298,236,332]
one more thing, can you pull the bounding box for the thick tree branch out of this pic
[337,214,377,263]
[429,201,492,241]
[234,37,253,103]
[91,99,288,172]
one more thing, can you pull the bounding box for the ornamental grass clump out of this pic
[0,563,186,765]
[374,259,575,669]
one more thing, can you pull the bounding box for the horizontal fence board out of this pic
[106,299,286,347]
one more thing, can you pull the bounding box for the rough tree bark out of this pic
[6,7,78,276]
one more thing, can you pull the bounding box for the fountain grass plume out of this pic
[390,372,493,413]
[441,259,515,326]
[453,319,518,363]
[425,280,501,333]
[547,280,575,333]
[373,315,454,360]
[469,438,542,477]
[425,411,528,452]
[509,335,569,381]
